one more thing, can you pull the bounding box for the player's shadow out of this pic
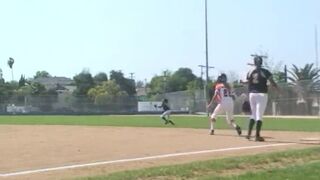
[213,134,320,145]
[211,133,244,137]
[255,136,320,145]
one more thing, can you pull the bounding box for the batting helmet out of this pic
[254,56,263,67]
[217,73,227,83]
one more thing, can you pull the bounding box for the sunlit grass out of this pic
[0,115,319,131]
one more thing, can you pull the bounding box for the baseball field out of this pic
[0,115,319,180]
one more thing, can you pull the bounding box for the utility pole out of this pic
[204,0,209,104]
[284,65,288,83]
[315,25,320,116]
[129,72,135,89]
[129,72,135,80]
[315,25,319,70]
[198,65,214,88]
[163,70,168,94]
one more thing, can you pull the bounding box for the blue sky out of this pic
[0,0,319,82]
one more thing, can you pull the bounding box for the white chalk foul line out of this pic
[0,143,295,177]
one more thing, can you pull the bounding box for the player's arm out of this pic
[240,72,250,84]
[266,70,280,93]
[268,76,281,93]
[225,83,236,100]
[154,103,162,108]
[207,90,218,108]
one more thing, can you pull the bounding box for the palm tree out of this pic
[288,63,320,82]
[8,57,15,81]
[288,63,320,114]
[288,63,320,98]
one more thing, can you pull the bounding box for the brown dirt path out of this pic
[0,125,319,180]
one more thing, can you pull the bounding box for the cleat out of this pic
[168,120,175,125]
[236,126,242,136]
[255,136,265,142]
[209,130,214,135]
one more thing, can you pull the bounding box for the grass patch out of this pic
[0,115,319,131]
[74,147,320,180]
[224,161,320,180]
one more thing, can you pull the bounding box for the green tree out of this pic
[287,63,320,115]
[30,82,46,95]
[15,84,33,107]
[148,75,166,96]
[110,70,136,96]
[73,70,95,96]
[262,56,286,83]
[136,80,145,89]
[34,71,51,79]
[88,80,128,105]
[18,75,27,87]
[14,81,57,111]
[148,68,198,95]
[7,57,15,81]
[94,72,108,85]
[166,68,197,92]
[0,82,17,111]
[186,80,202,113]
[288,63,320,82]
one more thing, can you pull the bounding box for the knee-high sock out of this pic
[248,119,255,136]
[256,120,263,137]
[210,119,215,130]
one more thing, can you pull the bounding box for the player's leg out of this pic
[166,110,175,125]
[224,100,242,136]
[226,116,242,136]
[164,110,174,125]
[209,104,222,135]
[255,94,268,141]
[160,111,169,124]
[247,93,257,139]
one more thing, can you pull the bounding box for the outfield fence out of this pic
[161,80,320,116]
[1,80,319,116]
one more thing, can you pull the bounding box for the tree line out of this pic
[0,61,318,112]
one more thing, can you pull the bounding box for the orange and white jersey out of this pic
[214,83,232,103]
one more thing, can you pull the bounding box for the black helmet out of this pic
[217,73,227,83]
[254,56,263,67]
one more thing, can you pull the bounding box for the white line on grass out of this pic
[0,143,295,177]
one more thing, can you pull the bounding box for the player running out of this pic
[207,73,242,136]
[155,98,175,125]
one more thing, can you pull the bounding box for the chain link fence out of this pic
[148,80,320,116]
[1,80,319,116]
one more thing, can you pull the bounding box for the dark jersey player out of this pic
[245,56,279,141]
[155,99,175,125]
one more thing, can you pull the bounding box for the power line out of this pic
[198,65,214,86]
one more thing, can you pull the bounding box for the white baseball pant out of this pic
[249,93,268,121]
[210,97,234,123]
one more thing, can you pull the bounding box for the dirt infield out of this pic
[0,125,319,180]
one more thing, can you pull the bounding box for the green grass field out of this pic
[75,147,320,180]
[0,115,319,132]
[1,115,319,180]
